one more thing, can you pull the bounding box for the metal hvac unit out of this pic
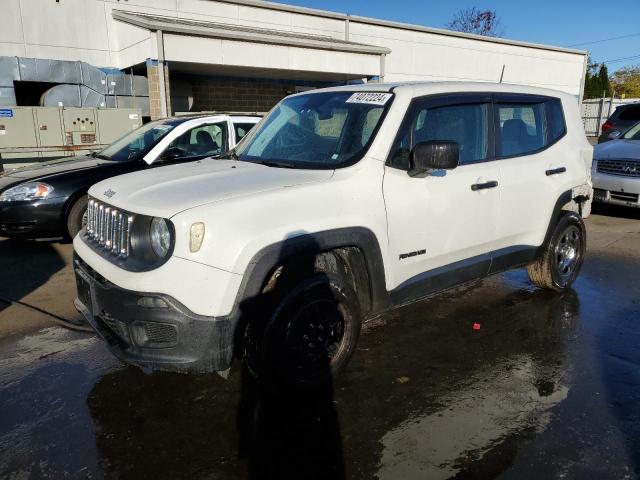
[0,56,150,115]
[0,106,142,171]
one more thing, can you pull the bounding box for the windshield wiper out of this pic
[91,151,111,160]
[251,160,296,168]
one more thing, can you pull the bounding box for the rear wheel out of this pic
[527,212,586,291]
[66,195,88,239]
[247,273,361,388]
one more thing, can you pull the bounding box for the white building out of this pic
[1,0,588,119]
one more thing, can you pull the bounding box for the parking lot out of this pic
[1,204,639,479]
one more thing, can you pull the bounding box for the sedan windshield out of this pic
[623,122,640,140]
[235,91,393,169]
[97,119,185,162]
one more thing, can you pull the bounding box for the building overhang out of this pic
[112,10,391,56]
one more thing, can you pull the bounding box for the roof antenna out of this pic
[499,64,506,83]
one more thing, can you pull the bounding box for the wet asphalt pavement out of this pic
[1,205,640,479]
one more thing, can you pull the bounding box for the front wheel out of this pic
[527,212,586,291]
[247,273,362,388]
[66,195,88,239]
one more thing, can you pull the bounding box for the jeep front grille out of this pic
[597,159,640,177]
[86,197,133,257]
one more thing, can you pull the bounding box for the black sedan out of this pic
[0,114,259,240]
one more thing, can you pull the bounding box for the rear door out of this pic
[383,94,502,292]
[492,94,569,264]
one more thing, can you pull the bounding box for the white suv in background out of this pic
[73,83,593,386]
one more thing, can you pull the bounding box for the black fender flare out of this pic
[537,189,578,256]
[229,227,389,324]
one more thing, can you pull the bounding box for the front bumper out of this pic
[0,197,67,239]
[74,254,235,372]
[592,170,640,208]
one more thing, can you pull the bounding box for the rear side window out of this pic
[619,106,640,121]
[497,103,546,156]
[388,102,490,169]
[496,97,565,157]
[233,122,256,142]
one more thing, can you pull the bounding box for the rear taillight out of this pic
[601,121,614,132]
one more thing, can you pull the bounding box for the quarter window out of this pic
[547,99,566,143]
[389,102,490,169]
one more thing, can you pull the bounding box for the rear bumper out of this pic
[73,254,235,372]
[0,197,67,239]
[592,171,640,208]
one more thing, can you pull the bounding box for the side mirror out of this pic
[607,130,622,140]
[160,147,184,161]
[409,141,459,177]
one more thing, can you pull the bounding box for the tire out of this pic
[247,273,362,388]
[66,195,88,239]
[527,212,586,291]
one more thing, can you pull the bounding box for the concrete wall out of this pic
[162,33,381,79]
[4,0,587,96]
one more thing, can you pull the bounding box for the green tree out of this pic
[583,60,612,99]
[597,64,612,97]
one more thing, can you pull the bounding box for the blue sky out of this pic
[283,0,640,71]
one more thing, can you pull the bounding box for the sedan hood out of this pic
[1,155,112,181]
[594,139,640,160]
[89,160,334,218]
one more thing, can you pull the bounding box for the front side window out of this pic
[165,122,228,160]
[235,91,392,169]
[389,101,490,169]
[97,119,182,162]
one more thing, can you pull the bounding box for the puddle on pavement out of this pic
[1,250,639,479]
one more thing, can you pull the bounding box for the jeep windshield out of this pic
[95,119,185,162]
[234,91,393,169]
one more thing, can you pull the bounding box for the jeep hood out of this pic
[89,160,334,218]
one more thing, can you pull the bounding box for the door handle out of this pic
[471,180,498,191]
[546,167,567,176]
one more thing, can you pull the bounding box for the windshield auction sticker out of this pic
[346,92,392,106]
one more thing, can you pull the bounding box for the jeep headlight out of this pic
[150,217,172,258]
[0,182,54,202]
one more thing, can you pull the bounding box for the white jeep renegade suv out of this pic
[73,82,593,385]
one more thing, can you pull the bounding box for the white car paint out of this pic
[592,135,640,207]
[76,82,592,319]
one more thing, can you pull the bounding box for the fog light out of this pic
[137,296,168,309]
[190,222,205,252]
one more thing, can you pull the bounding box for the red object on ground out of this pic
[472,322,481,330]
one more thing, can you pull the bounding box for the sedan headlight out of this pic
[0,182,54,202]
[150,217,172,258]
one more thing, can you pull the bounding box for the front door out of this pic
[382,94,502,295]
